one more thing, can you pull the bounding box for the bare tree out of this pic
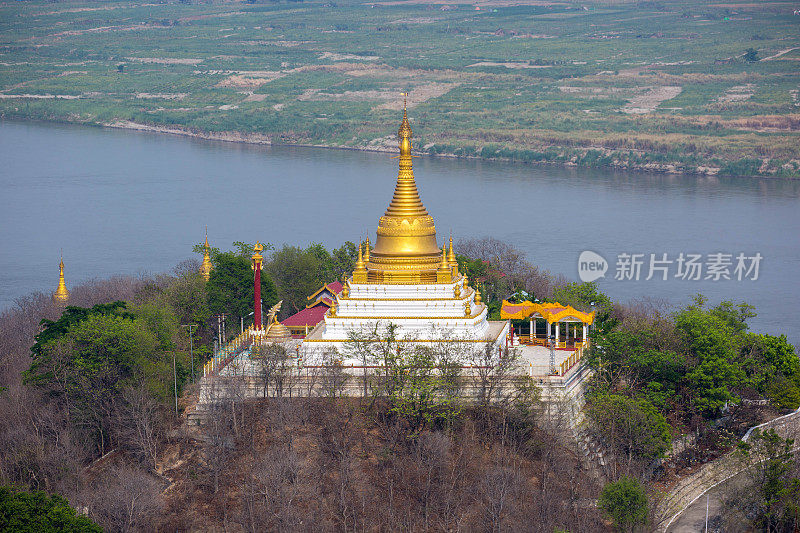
[82,464,164,533]
[251,342,293,398]
[200,386,235,494]
[342,321,402,398]
[241,442,305,532]
[319,347,348,398]
[467,342,532,407]
[476,456,524,533]
[457,237,557,300]
[112,383,166,471]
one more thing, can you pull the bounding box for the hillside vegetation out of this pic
[1,0,799,178]
[1,239,797,531]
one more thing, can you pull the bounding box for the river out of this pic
[1,120,798,344]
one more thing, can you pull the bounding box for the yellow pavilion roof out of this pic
[500,300,595,325]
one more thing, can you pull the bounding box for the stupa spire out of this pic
[384,94,428,218]
[53,252,69,302]
[367,95,442,282]
[353,242,367,282]
[448,235,459,276]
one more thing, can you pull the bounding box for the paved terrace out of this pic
[204,324,585,380]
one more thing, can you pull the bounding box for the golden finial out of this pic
[252,241,264,269]
[398,92,411,139]
[200,227,212,281]
[341,281,350,298]
[356,243,365,269]
[437,242,452,282]
[364,236,370,262]
[464,301,471,317]
[53,252,69,302]
[448,235,459,276]
[474,285,482,306]
[454,283,461,298]
[353,242,367,282]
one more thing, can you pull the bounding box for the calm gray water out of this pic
[1,120,798,344]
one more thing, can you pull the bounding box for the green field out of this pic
[1,0,799,177]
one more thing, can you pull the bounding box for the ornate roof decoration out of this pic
[500,300,595,325]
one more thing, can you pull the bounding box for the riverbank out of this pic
[3,0,799,181]
[14,114,794,181]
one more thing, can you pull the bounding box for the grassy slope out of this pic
[1,0,798,177]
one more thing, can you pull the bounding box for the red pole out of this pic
[252,242,264,330]
[254,264,262,329]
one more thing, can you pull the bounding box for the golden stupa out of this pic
[53,254,69,302]
[365,99,443,283]
[200,228,213,281]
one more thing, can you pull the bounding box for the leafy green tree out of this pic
[0,486,102,532]
[29,313,159,452]
[710,299,756,335]
[765,374,800,410]
[267,244,335,315]
[676,298,746,415]
[740,333,800,409]
[587,394,672,466]
[744,47,759,62]
[587,328,684,405]
[597,476,649,533]
[759,334,800,378]
[25,303,189,452]
[331,241,358,280]
[193,240,273,262]
[165,268,211,328]
[27,302,131,373]
[552,281,612,312]
[386,346,462,435]
[207,252,277,326]
[735,429,800,531]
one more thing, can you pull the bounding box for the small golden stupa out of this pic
[264,300,291,340]
[53,254,69,302]
[200,228,213,281]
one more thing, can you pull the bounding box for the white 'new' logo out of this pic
[578,251,608,282]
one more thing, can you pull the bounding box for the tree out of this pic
[740,332,800,409]
[597,476,648,533]
[587,394,671,473]
[386,346,462,435]
[267,244,333,316]
[552,281,612,312]
[744,47,759,62]
[27,312,160,453]
[733,429,800,532]
[676,298,746,415]
[466,342,530,407]
[80,465,164,532]
[207,252,277,327]
[27,301,132,379]
[24,302,187,455]
[251,342,293,398]
[0,486,102,532]
[343,321,400,398]
[319,347,348,398]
